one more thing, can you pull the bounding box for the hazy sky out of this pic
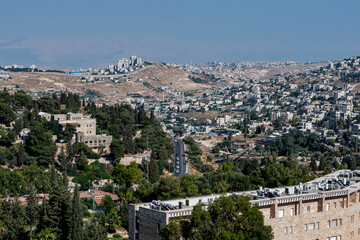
[0,0,359,68]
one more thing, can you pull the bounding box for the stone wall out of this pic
[262,191,359,240]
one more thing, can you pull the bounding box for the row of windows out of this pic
[278,208,295,217]
[284,226,293,234]
[326,201,343,211]
[285,219,345,236]
[326,236,341,240]
[84,140,107,144]
[278,201,345,218]
[305,222,319,231]
[327,218,342,228]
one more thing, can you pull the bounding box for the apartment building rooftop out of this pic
[134,170,360,212]
[129,170,360,240]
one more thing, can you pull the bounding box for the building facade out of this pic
[39,112,112,153]
[129,170,360,240]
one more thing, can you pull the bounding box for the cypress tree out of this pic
[16,142,27,167]
[350,156,357,171]
[309,155,317,171]
[149,159,160,183]
[58,147,66,172]
[318,156,325,171]
[44,165,72,239]
[71,184,83,240]
[333,159,339,169]
[50,165,57,187]
[38,199,51,233]
[26,186,39,240]
[84,215,107,240]
[66,142,74,164]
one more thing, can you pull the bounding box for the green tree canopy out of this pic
[161,195,273,240]
[0,103,16,125]
[25,123,57,167]
[110,139,124,163]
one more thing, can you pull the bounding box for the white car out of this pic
[176,169,179,173]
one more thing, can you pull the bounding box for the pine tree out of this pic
[26,186,39,240]
[149,159,160,183]
[71,184,83,240]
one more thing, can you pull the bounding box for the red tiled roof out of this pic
[94,198,103,206]
[80,192,92,198]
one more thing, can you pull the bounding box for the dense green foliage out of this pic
[183,136,214,173]
[0,90,319,239]
[85,104,173,171]
[68,160,110,190]
[161,195,273,240]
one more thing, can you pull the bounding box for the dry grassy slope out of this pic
[3,63,212,103]
[135,63,211,92]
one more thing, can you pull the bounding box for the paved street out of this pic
[173,139,187,177]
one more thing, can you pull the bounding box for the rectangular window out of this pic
[290,208,294,216]
[279,209,284,218]
[351,215,355,223]
[304,224,307,231]
[284,227,288,234]
[339,218,342,226]
[326,203,330,211]
[339,201,343,208]
[308,223,315,231]
[289,226,293,234]
[307,206,311,212]
[337,235,341,240]
[315,222,319,230]
[327,220,330,228]
[333,202,336,208]
[332,219,337,227]
[330,237,336,240]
